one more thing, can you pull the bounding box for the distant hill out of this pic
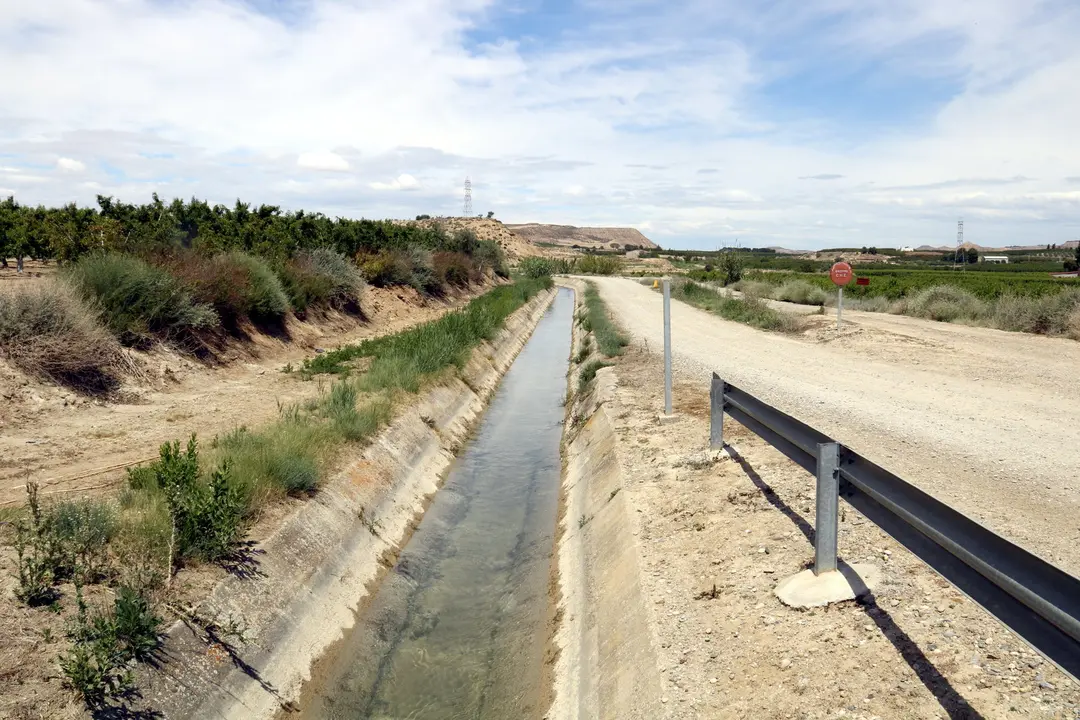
[505,223,659,250]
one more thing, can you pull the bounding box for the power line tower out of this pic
[954,218,965,271]
[463,177,473,218]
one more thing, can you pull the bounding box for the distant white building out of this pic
[981,255,1009,264]
[900,246,914,252]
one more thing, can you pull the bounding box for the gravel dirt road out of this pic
[587,276,1080,576]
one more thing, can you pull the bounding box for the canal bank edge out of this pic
[135,287,558,719]
[548,278,665,720]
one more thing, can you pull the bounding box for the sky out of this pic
[2,0,1080,250]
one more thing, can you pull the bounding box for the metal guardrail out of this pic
[709,373,1080,682]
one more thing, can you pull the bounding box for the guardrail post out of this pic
[710,373,724,449]
[663,278,672,416]
[814,442,841,575]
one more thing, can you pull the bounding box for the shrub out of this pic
[992,289,1080,335]
[59,583,160,707]
[276,256,335,315]
[65,253,218,347]
[904,285,988,322]
[731,279,775,298]
[0,281,124,392]
[518,256,554,278]
[356,250,414,287]
[357,247,439,294]
[775,280,828,306]
[307,247,365,309]
[12,483,56,606]
[404,246,440,295]
[575,254,621,275]
[433,252,475,288]
[143,436,247,564]
[474,239,509,278]
[46,499,118,583]
[717,248,744,285]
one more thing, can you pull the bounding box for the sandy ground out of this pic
[600,346,1079,719]
[0,284,479,507]
[587,276,1080,578]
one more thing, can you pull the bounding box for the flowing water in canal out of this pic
[299,288,573,720]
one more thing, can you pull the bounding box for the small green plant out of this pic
[579,359,611,386]
[578,514,588,529]
[146,436,247,565]
[12,482,58,606]
[574,338,592,363]
[59,583,133,707]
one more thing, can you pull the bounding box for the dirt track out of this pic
[588,277,1080,576]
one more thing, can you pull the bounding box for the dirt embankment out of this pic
[550,335,1079,718]
[0,284,482,507]
[506,224,658,251]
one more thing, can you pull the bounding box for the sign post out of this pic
[829,262,853,330]
[663,278,672,415]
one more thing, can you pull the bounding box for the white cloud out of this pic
[0,0,1079,247]
[369,174,421,191]
[56,157,85,172]
[297,151,350,172]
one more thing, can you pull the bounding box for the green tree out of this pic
[965,247,979,264]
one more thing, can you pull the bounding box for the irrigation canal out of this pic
[296,287,574,719]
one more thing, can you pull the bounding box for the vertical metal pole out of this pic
[710,373,724,449]
[837,287,843,330]
[814,442,841,575]
[663,278,672,415]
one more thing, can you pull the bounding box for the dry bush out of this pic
[902,285,988,322]
[168,250,289,331]
[0,281,126,393]
[992,289,1080,336]
[432,252,477,288]
[731,279,776,298]
[775,279,828,306]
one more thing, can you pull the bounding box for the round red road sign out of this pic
[830,262,854,286]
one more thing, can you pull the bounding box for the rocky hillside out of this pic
[505,223,658,250]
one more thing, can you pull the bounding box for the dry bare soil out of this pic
[602,349,1079,719]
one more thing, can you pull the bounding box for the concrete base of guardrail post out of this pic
[775,562,880,609]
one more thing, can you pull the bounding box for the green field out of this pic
[695,268,1079,301]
